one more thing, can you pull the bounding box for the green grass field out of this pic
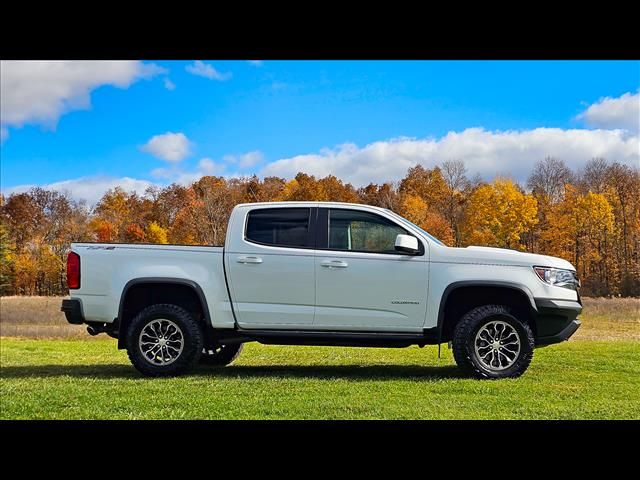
[1,296,638,419]
[1,338,639,419]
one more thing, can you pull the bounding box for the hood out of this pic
[435,245,576,270]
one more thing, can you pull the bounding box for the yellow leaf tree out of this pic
[543,185,614,294]
[0,222,14,294]
[12,251,38,295]
[399,165,449,211]
[93,187,131,240]
[146,221,169,244]
[462,178,538,250]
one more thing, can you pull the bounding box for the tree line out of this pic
[1,157,638,297]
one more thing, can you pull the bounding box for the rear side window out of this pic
[245,208,311,248]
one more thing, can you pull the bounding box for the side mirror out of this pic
[395,234,420,255]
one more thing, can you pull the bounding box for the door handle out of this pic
[320,260,348,268]
[237,256,263,264]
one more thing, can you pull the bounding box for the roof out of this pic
[234,201,389,212]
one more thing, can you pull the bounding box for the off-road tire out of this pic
[452,304,534,379]
[199,343,244,366]
[126,304,203,377]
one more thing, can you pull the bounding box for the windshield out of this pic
[384,209,446,246]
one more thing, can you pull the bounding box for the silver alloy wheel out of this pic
[139,319,184,366]
[474,320,521,371]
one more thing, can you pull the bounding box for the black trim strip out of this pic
[222,246,239,329]
[61,299,85,325]
[309,207,319,249]
[219,327,438,347]
[536,320,581,346]
[316,207,328,249]
[534,299,583,313]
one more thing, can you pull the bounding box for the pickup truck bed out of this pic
[65,243,234,329]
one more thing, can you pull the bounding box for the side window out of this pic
[246,208,311,248]
[328,209,409,254]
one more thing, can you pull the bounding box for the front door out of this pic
[314,207,429,331]
[225,206,316,328]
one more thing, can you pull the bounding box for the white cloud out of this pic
[223,150,264,169]
[141,132,191,163]
[238,150,264,168]
[577,91,640,133]
[261,127,640,186]
[2,176,155,206]
[239,151,264,168]
[163,78,176,90]
[185,61,232,81]
[8,128,635,205]
[149,157,225,186]
[248,60,264,67]
[0,60,165,137]
[198,157,225,175]
[150,167,174,179]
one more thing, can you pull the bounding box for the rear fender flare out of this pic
[116,277,211,348]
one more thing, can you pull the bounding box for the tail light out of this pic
[67,252,80,289]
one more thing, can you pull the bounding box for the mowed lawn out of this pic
[1,297,639,419]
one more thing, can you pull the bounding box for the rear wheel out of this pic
[452,304,534,379]
[199,343,244,366]
[126,304,203,377]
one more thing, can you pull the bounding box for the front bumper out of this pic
[534,298,582,346]
[61,299,85,325]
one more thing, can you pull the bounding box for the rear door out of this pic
[314,207,429,330]
[225,206,317,328]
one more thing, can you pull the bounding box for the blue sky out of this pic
[1,60,638,203]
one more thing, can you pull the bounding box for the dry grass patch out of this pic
[575,297,640,341]
[0,296,86,338]
[0,295,638,340]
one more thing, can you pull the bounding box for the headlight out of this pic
[533,266,580,290]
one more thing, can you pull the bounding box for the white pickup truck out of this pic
[62,201,582,379]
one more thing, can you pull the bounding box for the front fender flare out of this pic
[436,280,538,344]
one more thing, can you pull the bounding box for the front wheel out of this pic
[126,304,204,377]
[452,305,534,379]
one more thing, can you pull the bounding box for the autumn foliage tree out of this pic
[1,159,638,297]
[461,178,538,250]
[441,159,471,246]
[0,222,14,294]
[399,194,455,245]
[357,182,399,210]
[1,189,91,295]
[146,221,168,244]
